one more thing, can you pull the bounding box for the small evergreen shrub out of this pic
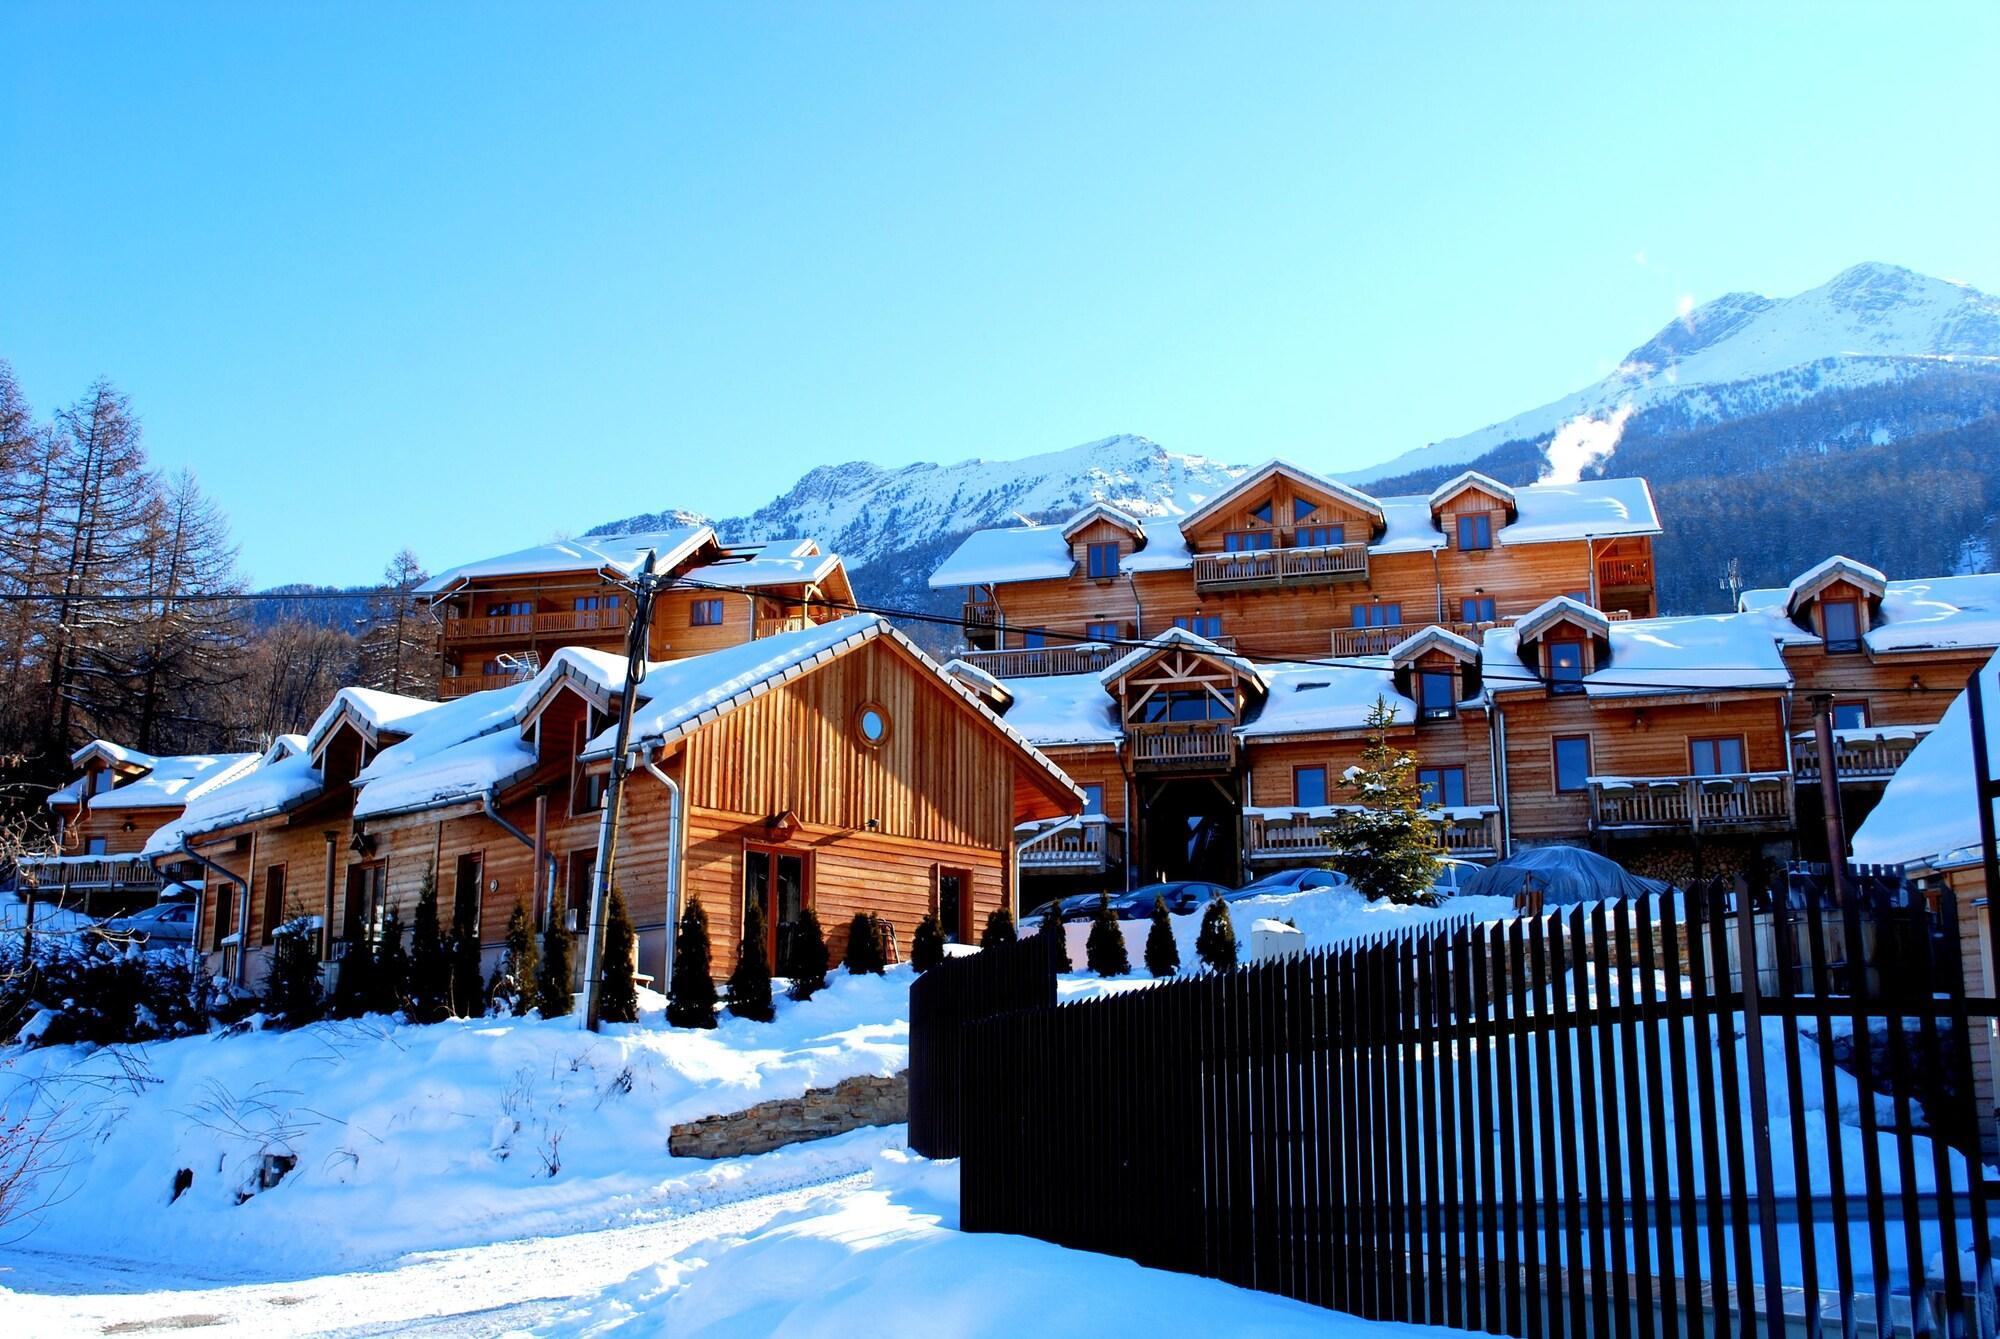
[842,912,887,975]
[3,939,224,1047]
[1040,900,1070,973]
[408,866,452,1023]
[1326,697,1444,905]
[371,908,412,1016]
[330,902,375,1020]
[980,907,1016,949]
[781,907,829,1001]
[909,911,946,973]
[449,877,484,1018]
[1144,896,1180,979]
[1195,895,1237,973]
[726,900,775,1021]
[490,897,539,1017]
[598,887,640,1024]
[665,896,717,1028]
[1084,894,1130,977]
[263,919,325,1026]
[537,916,575,1018]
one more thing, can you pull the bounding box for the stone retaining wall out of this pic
[667,1070,909,1159]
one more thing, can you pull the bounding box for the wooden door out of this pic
[744,844,810,970]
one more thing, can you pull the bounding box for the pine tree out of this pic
[842,911,886,975]
[1325,697,1444,905]
[537,917,575,1018]
[449,876,484,1017]
[1085,894,1130,977]
[372,908,412,1016]
[356,548,439,699]
[781,906,829,1002]
[1144,896,1181,979]
[330,896,375,1019]
[980,907,1016,949]
[262,920,325,1026]
[910,911,946,973]
[598,887,639,1024]
[491,897,539,1016]
[665,896,717,1028]
[726,900,775,1022]
[407,865,452,1023]
[1195,894,1238,973]
[1040,900,1070,973]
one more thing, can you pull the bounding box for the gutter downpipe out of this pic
[1489,696,1512,857]
[179,838,246,980]
[1125,572,1144,642]
[481,787,554,924]
[639,745,685,998]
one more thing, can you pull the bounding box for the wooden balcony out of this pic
[1128,720,1236,772]
[1243,808,1502,863]
[959,644,1121,679]
[439,671,535,699]
[1596,554,1654,590]
[1192,541,1369,593]
[441,606,631,644]
[1588,773,1794,834]
[961,601,999,647]
[1018,817,1124,873]
[16,854,161,891]
[755,614,811,639]
[1328,621,1497,658]
[1791,727,1929,783]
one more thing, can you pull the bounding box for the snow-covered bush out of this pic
[2,936,231,1048]
[1085,895,1129,977]
[1324,697,1443,906]
[261,918,325,1027]
[1144,897,1180,978]
[488,898,538,1017]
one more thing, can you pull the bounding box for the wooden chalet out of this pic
[419,527,856,699]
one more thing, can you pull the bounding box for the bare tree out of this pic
[232,618,359,745]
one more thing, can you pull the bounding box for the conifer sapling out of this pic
[494,897,539,1017]
[538,915,575,1018]
[1084,893,1130,977]
[598,887,639,1024]
[1195,894,1237,973]
[781,906,829,1001]
[1325,696,1444,905]
[263,919,325,1026]
[1144,895,1181,979]
[726,899,775,1022]
[665,896,718,1028]
[980,906,1016,949]
[910,911,946,973]
[372,907,412,1016]
[408,865,452,1023]
[842,911,887,975]
[1040,899,1070,973]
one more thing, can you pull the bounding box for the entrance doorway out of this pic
[744,845,808,970]
[1136,777,1239,885]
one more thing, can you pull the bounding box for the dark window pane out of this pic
[1419,671,1456,718]
[937,872,962,944]
[1822,600,1862,652]
[1294,766,1328,807]
[1457,513,1492,550]
[1832,702,1869,730]
[1554,737,1591,791]
[1461,596,1496,623]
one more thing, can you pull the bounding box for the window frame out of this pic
[1173,614,1223,639]
[1456,512,1493,551]
[1351,602,1404,629]
[1820,598,1863,654]
[1552,734,1593,793]
[855,701,892,748]
[1297,524,1346,549]
[689,597,725,628]
[1417,766,1467,808]
[1688,735,1748,777]
[1460,595,1496,623]
[1084,620,1121,642]
[1293,764,1329,808]
[260,862,288,946]
[1079,782,1106,816]
[1545,637,1588,695]
[1417,669,1458,721]
[935,865,972,944]
[744,842,814,970]
[1831,700,1871,731]
[1085,542,1120,580]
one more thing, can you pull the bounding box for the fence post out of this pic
[1735,876,1787,1339]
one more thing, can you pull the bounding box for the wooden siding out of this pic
[1778,641,1990,731]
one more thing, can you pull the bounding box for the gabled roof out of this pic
[68,739,159,771]
[1426,470,1518,515]
[305,687,441,757]
[695,543,848,590]
[1181,459,1387,531]
[1511,596,1612,644]
[141,749,327,857]
[1852,647,1999,873]
[416,525,719,597]
[1060,502,1145,542]
[1386,625,1481,666]
[50,746,260,813]
[1783,554,1888,617]
[939,658,1014,712]
[1741,569,2000,655]
[1096,625,1269,696]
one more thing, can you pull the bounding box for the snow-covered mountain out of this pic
[1346,262,2000,484]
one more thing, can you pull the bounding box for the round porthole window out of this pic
[856,703,889,747]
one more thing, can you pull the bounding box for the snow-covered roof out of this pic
[1740,570,2000,656]
[1096,626,1268,696]
[1484,612,1793,699]
[264,734,309,764]
[1783,554,1888,616]
[1386,625,1481,665]
[305,687,441,755]
[1512,596,1612,644]
[692,545,846,590]
[142,750,327,857]
[353,730,539,822]
[73,751,260,813]
[1851,647,1998,872]
[1236,662,1413,740]
[1491,477,1660,546]
[416,525,718,596]
[927,519,1190,589]
[938,658,1013,710]
[1059,502,1144,541]
[1179,459,1388,531]
[989,672,1123,748]
[1427,470,1517,513]
[68,739,158,770]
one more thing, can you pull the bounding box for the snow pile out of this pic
[0,970,917,1273]
[990,671,1122,747]
[1485,612,1792,698]
[1239,661,1408,739]
[1852,647,2000,871]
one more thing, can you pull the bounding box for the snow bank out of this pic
[0,970,917,1273]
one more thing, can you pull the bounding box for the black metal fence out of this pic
[926,882,2000,1337]
[908,934,1055,1159]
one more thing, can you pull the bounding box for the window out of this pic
[1689,736,1747,776]
[453,853,484,948]
[1351,603,1403,628]
[1553,736,1593,792]
[571,721,607,816]
[1821,599,1862,654]
[1251,498,1274,525]
[1137,687,1236,723]
[1173,615,1223,639]
[1418,766,1467,808]
[1084,620,1121,642]
[1224,531,1274,552]
[936,867,969,943]
[86,836,108,855]
[343,862,385,942]
[1418,670,1458,720]
[690,598,724,627]
[1461,596,1496,623]
[563,850,596,929]
[212,881,233,950]
[1086,542,1119,579]
[1080,783,1106,816]
[1020,628,1046,649]
[1546,638,1587,694]
[260,864,287,945]
[1293,765,1328,808]
[485,600,532,617]
[1297,524,1346,548]
[856,703,890,746]
[745,846,809,969]
[1832,701,1871,731]
[573,594,620,611]
[1456,513,1493,550]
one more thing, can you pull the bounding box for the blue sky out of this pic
[3,3,1996,586]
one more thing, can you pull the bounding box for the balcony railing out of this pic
[14,854,161,890]
[959,644,1121,679]
[1242,808,1502,862]
[1328,621,1498,658]
[1128,720,1236,772]
[1596,555,1655,590]
[1791,727,1929,782]
[1192,541,1369,593]
[439,671,536,699]
[442,606,632,643]
[1018,816,1125,872]
[1588,773,1794,833]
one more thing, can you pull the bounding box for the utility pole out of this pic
[582,551,662,1031]
[1809,692,1851,904]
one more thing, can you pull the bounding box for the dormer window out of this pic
[1546,638,1586,695]
[1418,670,1457,721]
[1251,498,1274,525]
[1821,599,1862,654]
[1086,542,1119,580]
[1457,513,1492,551]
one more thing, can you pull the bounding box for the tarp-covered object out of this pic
[1458,844,1672,907]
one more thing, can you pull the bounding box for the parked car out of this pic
[1023,892,1112,926]
[101,900,197,947]
[1427,857,1482,899]
[1231,867,1351,899]
[1105,880,1234,920]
